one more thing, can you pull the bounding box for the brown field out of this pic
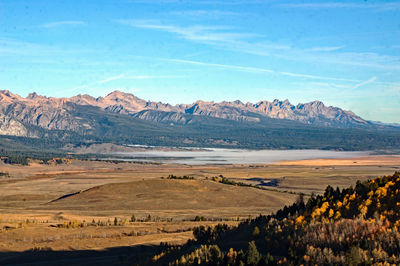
[276,155,400,166]
[0,155,399,264]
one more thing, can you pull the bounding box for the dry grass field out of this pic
[0,155,399,264]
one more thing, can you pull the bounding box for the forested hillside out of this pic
[150,172,400,265]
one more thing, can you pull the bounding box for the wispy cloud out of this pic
[314,52,400,70]
[125,75,181,79]
[309,46,345,52]
[115,19,259,43]
[72,73,181,92]
[168,10,240,18]
[0,38,90,56]
[157,57,363,83]
[125,0,268,5]
[115,20,400,71]
[278,2,400,11]
[98,74,180,84]
[304,81,349,89]
[97,74,126,84]
[352,76,377,89]
[162,58,274,74]
[41,21,86,28]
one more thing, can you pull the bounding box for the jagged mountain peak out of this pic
[270,98,291,106]
[70,94,98,106]
[26,92,51,102]
[310,100,324,105]
[0,90,373,133]
[104,90,143,102]
[0,90,15,96]
[105,90,130,98]
[300,100,325,108]
[0,90,25,102]
[26,92,39,99]
[75,93,96,100]
[104,90,145,102]
[0,89,396,151]
[193,100,215,105]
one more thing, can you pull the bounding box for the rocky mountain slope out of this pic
[0,90,398,151]
[70,90,370,127]
[0,90,87,135]
[0,90,371,135]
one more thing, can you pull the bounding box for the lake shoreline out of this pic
[104,148,371,165]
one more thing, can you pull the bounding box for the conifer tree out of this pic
[246,241,261,265]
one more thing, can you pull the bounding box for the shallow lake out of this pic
[110,148,370,165]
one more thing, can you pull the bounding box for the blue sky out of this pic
[1,0,399,123]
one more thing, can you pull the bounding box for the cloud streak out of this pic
[157,57,363,83]
[125,0,400,9]
[98,74,181,84]
[73,73,182,92]
[97,74,126,84]
[116,20,400,71]
[0,38,92,56]
[168,10,240,18]
[41,21,86,28]
[278,2,400,11]
[352,76,377,89]
[125,0,268,5]
[116,19,259,43]
[309,46,345,52]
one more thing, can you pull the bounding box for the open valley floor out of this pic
[0,155,399,264]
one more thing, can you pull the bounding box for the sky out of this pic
[0,0,399,123]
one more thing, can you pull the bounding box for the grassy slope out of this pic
[44,179,298,215]
[151,172,400,265]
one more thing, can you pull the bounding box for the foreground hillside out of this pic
[151,172,400,265]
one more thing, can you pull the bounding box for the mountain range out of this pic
[0,90,399,151]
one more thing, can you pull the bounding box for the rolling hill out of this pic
[44,178,298,217]
[150,172,400,265]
